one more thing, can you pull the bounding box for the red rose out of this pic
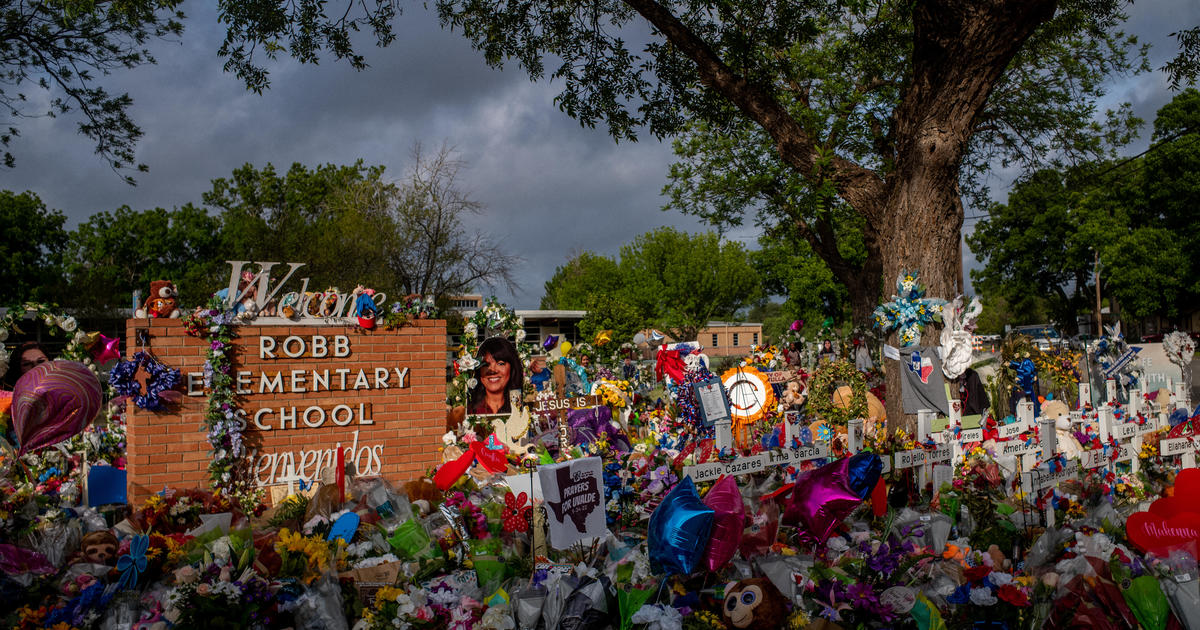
[965,566,992,582]
[998,584,1029,607]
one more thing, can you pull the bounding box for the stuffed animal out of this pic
[781,381,805,409]
[135,281,181,318]
[721,577,788,630]
[76,530,118,566]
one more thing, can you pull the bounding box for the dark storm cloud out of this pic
[1,1,711,307]
[1,1,1190,306]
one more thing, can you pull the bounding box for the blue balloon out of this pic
[648,476,714,575]
[846,452,884,499]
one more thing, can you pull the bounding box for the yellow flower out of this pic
[375,585,405,606]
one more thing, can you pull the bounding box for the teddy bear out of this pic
[135,281,180,318]
[781,380,805,409]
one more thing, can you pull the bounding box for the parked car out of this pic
[1141,333,1165,343]
[1009,324,1062,350]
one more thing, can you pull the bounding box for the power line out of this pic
[961,125,1200,224]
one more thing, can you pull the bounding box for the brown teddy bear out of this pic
[135,281,180,318]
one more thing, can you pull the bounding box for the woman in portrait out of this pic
[468,337,525,415]
[4,341,51,389]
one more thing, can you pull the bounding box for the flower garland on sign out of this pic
[109,351,181,411]
[183,296,262,510]
[872,271,946,346]
[450,297,530,407]
[0,302,99,375]
[808,359,867,428]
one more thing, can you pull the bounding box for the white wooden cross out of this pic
[1078,382,1091,409]
[1106,379,1118,404]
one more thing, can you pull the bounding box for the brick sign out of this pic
[123,318,446,502]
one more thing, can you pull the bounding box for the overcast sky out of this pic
[3,1,1197,308]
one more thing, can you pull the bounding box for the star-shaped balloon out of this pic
[594,329,613,346]
[90,335,121,364]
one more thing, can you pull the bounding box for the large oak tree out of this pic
[214,0,1170,425]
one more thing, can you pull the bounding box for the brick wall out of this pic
[124,318,447,502]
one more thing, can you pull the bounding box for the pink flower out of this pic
[196,583,211,596]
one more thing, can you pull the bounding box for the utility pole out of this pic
[1094,250,1103,336]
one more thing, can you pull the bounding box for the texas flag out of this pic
[908,351,934,384]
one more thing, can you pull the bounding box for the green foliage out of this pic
[750,235,848,332]
[204,160,395,291]
[618,228,760,341]
[539,228,760,342]
[969,89,1200,328]
[0,1,185,178]
[541,252,622,310]
[577,293,643,346]
[0,191,68,303]
[64,204,225,315]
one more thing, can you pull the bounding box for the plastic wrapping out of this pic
[558,575,616,630]
[541,573,577,630]
[510,583,547,630]
[289,577,349,630]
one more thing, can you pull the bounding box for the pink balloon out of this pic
[90,334,121,364]
[701,475,745,571]
[12,361,102,455]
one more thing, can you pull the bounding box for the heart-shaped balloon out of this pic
[12,361,101,455]
[1125,511,1200,557]
[1148,468,1200,519]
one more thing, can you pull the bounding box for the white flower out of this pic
[442,432,457,446]
[45,315,57,326]
[466,378,478,390]
[464,323,478,338]
[989,572,1014,586]
[211,536,232,564]
[458,355,479,371]
[515,329,526,342]
[60,316,77,332]
[969,587,997,606]
[0,327,7,342]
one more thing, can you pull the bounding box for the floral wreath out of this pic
[872,270,946,346]
[109,351,181,411]
[808,359,867,428]
[451,297,531,407]
[0,302,99,376]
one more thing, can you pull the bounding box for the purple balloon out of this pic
[12,361,102,455]
[702,475,744,571]
[782,453,882,546]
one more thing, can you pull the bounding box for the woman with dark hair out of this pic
[4,341,50,388]
[468,337,525,415]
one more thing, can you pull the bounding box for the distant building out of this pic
[639,321,764,358]
[447,296,762,358]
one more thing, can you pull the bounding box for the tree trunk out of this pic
[877,0,1056,431]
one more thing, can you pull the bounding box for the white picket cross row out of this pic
[916,409,935,487]
[784,411,803,449]
[1174,381,1191,412]
[847,417,863,454]
[1098,406,1114,443]
[1161,437,1198,469]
